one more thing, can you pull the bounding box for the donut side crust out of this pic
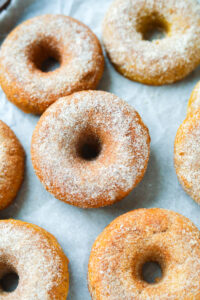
[0,120,25,209]
[187,81,200,115]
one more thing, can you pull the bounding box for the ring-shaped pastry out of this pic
[31,90,150,208]
[0,14,104,114]
[0,219,69,299]
[88,208,200,299]
[102,0,200,85]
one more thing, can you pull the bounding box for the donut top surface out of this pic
[0,219,68,299]
[31,90,150,208]
[102,0,200,84]
[0,14,104,113]
[88,208,200,299]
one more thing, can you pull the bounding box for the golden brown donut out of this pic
[0,14,104,114]
[102,0,200,85]
[88,208,200,299]
[0,219,69,299]
[31,90,150,208]
[0,120,24,210]
[174,109,200,204]
[187,81,200,114]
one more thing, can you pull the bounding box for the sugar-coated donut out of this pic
[88,208,200,299]
[102,0,200,85]
[187,81,200,114]
[0,120,24,210]
[0,219,69,299]
[31,90,150,208]
[174,109,200,204]
[0,14,104,114]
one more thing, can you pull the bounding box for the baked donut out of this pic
[31,90,150,208]
[187,81,200,114]
[102,0,200,85]
[174,109,200,204]
[88,208,200,299]
[0,14,104,114]
[0,120,24,210]
[0,219,69,299]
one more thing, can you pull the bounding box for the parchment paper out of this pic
[0,0,200,299]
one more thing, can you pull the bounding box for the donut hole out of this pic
[142,261,163,284]
[76,132,102,161]
[0,261,19,293]
[29,39,61,73]
[133,248,165,285]
[138,14,168,41]
[41,57,60,72]
[0,272,19,293]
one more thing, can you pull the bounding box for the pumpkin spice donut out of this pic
[0,120,24,210]
[174,109,200,204]
[102,0,200,85]
[0,219,69,299]
[0,14,104,114]
[88,208,200,299]
[31,90,150,208]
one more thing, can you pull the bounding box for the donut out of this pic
[102,0,200,85]
[187,81,200,114]
[174,109,200,204]
[31,90,150,208]
[0,14,104,114]
[0,219,69,299]
[0,120,24,210]
[88,208,200,299]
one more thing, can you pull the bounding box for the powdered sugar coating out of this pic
[88,208,200,299]
[0,219,69,299]
[0,14,104,113]
[174,110,200,204]
[31,90,150,208]
[102,0,200,85]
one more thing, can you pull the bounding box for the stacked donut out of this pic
[0,0,199,299]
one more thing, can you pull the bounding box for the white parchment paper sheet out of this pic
[0,0,200,299]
